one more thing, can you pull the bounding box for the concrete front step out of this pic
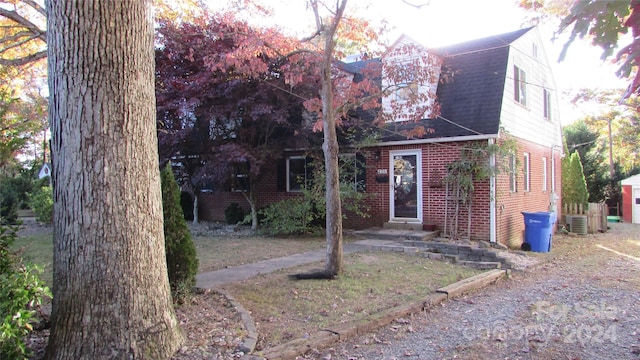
[353,228,439,242]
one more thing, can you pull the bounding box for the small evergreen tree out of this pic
[160,164,198,301]
[563,151,589,205]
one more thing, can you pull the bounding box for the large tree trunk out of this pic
[46,1,183,358]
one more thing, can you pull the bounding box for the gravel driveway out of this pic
[308,223,640,360]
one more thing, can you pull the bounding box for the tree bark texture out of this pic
[46,1,183,358]
[318,0,348,276]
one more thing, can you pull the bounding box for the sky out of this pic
[215,0,628,125]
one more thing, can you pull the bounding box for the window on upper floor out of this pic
[509,154,517,193]
[395,82,418,103]
[523,153,530,192]
[532,43,538,58]
[394,62,418,103]
[514,65,527,106]
[543,89,552,120]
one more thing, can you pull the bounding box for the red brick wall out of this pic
[198,155,302,222]
[344,141,492,239]
[494,139,562,247]
[197,138,562,247]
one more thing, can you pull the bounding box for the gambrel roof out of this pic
[352,27,534,143]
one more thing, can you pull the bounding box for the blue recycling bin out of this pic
[521,211,557,253]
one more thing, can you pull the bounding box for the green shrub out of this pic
[0,225,51,359]
[28,185,53,224]
[160,164,198,303]
[259,156,370,236]
[224,202,245,225]
[0,184,18,225]
[259,197,319,236]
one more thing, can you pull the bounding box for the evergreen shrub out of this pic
[160,164,198,302]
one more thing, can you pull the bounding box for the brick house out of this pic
[197,27,563,247]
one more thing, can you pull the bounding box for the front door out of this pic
[390,150,422,222]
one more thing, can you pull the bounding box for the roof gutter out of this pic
[283,134,499,152]
[372,133,498,147]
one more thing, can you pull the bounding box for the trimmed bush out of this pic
[160,164,198,302]
[259,197,319,236]
[224,202,245,225]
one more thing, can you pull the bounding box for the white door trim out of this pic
[389,149,423,223]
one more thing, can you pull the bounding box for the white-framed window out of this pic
[395,82,418,103]
[287,156,307,192]
[542,157,548,191]
[523,153,530,192]
[543,89,552,120]
[231,163,250,192]
[339,153,366,192]
[532,43,538,58]
[394,61,417,103]
[514,65,527,106]
[509,154,517,193]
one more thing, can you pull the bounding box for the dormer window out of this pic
[394,62,417,103]
[514,65,527,106]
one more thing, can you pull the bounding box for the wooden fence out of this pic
[562,203,608,234]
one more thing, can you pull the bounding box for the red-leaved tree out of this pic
[155,14,311,229]
[160,1,441,276]
[206,0,441,277]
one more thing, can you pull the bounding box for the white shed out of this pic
[621,174,640,224]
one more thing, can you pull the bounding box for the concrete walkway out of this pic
[196,242,376,288]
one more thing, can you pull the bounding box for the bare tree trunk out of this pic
[467,198,472,240]
[454,184,460,239]
[312,0,348,276]
[46,1,183,358]
[241,189,259,230]
[444,180,449,237]
[193,192,199,224]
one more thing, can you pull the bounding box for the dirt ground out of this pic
[302,222,640,360]
[23,222,640,359]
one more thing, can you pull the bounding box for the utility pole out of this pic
[607,118,614,179]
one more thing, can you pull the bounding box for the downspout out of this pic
[550,144,562,213]
[489,138,497,243]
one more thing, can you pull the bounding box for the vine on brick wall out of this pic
[444,133,518,240]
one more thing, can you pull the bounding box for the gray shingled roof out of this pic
[368,27,533,142]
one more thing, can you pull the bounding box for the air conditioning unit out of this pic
[564,215,574,231]
[570,215,588,235]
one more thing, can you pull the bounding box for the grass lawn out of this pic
[13,222,488,351]
[194,235,327,272]
[222,251,483,349]
[13,225,331,285]
[13,229,53,286]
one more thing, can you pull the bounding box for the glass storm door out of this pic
[390,150,422,221]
